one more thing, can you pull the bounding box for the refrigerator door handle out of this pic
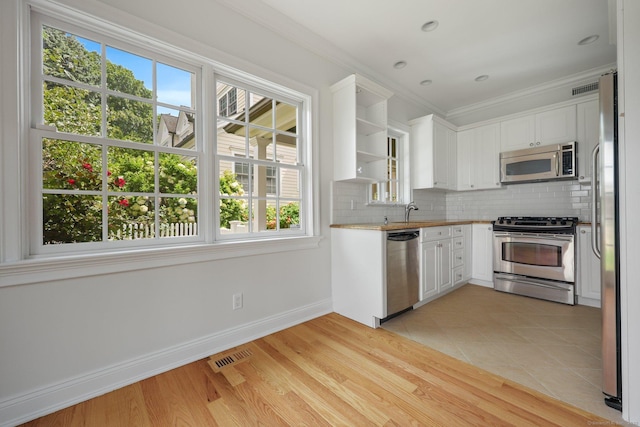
[591,144,601,259]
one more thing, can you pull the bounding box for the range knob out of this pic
[561,220,567,225]
[506,219,512,224]
[550,219,557,225]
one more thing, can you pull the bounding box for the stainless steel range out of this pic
[492,216,578,305]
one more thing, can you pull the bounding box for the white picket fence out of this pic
[110,222,198,240]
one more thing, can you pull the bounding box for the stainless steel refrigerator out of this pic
[592,71,622,411]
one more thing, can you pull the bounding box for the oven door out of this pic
[493,232,574,282]
[500,151,559,183]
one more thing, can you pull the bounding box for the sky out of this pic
[77,34,193,115]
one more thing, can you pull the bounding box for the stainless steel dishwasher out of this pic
[384,230,420,321]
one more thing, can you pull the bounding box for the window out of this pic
[370,131,404,204]
[216,80,303,236]
[28,11,310,257]
[218,87,237,117]
[234,159,276,195]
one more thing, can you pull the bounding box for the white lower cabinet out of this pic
[577,225,601,307]
[471,223,494,285]
[420,225,472,302]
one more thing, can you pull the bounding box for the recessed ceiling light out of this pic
[578,35,599,45]
[474,75,489,82]
[393,61,407,69]
[420,79,433,86]
[421,20,439,32]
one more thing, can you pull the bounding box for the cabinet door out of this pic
[576,100,599,183]
[535,105,577,146]
[472,224,494,283]
[577,226,601,303]
[463,225,472,281]
[433,121,450,189]
[500,115,535,151]
[474,123,501,189]
[439,239,452,292]
[421,241,439,300]
[456,129,474,191]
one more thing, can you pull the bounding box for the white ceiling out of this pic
[224,0,616,118]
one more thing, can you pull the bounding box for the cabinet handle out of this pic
[536,141,541,145]
[529,142,534,147]
[470,184,474,188]
[581,229,586,234]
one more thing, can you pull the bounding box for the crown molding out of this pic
[445,64,616,121]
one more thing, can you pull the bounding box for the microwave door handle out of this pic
[554,153,559,176]
[591,144,601,259]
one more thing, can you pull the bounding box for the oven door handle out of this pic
[591,144,601,259]
[493,232,574,242]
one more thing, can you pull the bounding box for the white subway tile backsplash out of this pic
[331,179,593,224]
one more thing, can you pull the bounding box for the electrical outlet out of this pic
[233,293,243,310]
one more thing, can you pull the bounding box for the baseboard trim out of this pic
[0,298,333,427]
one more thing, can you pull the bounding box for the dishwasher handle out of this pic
[387,231,420,241]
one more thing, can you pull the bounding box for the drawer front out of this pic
[453,266,465,285]
[452,236,464,250]
[453,248,464,267]
[452,225,465,237]
[421,226,451,242]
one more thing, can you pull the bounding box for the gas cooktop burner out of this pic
[492,216,579,233]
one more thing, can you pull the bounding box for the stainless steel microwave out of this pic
[500,141,577,184]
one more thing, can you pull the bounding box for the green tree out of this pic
[219,170,247,229]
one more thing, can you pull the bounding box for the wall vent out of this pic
[572,82,599,96]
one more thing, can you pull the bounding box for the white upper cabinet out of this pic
[331,74,393,182]
[500,105,577,151]
[576,99,599,183]
[457,123,501,191]
[410,114,457,190]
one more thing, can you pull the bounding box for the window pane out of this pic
[107,95,153,143]
[42,26,101,86]
[107,147,155,192]
[44,83,101,136]
[159,197,198,238]
[217,83,245,119]
[106,46,152,98]
[108,196,155,240]
[157,62,193,108]
[43,138,102,191]
[252,164,274,197]
[279,167,300,199]
[248,96,273,128]
[253,199,276,232]
[159,153,197,194]
[157,108,196,149]
[278,201,300,229]
[218,124,247,156]
[276,134,298,165]
[249,131,274,165]
[275,101,296,133]
[43,194,102,244]
[371,183,380,202]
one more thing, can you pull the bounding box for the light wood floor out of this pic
[22,312,613,426]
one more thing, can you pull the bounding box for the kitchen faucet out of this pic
[404,201,418,222]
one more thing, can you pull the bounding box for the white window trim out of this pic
[0,0,321,286]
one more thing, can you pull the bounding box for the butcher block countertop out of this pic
[330,220,492,231]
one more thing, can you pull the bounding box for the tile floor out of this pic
[382,283,630,425]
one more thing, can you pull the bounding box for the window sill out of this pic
[0,235,323,288]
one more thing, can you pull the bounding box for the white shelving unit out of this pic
[331,74,393,182]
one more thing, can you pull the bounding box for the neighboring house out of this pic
[158,111,195,149]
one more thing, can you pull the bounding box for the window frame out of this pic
[0,2,319,280]
[368,125,410,205]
